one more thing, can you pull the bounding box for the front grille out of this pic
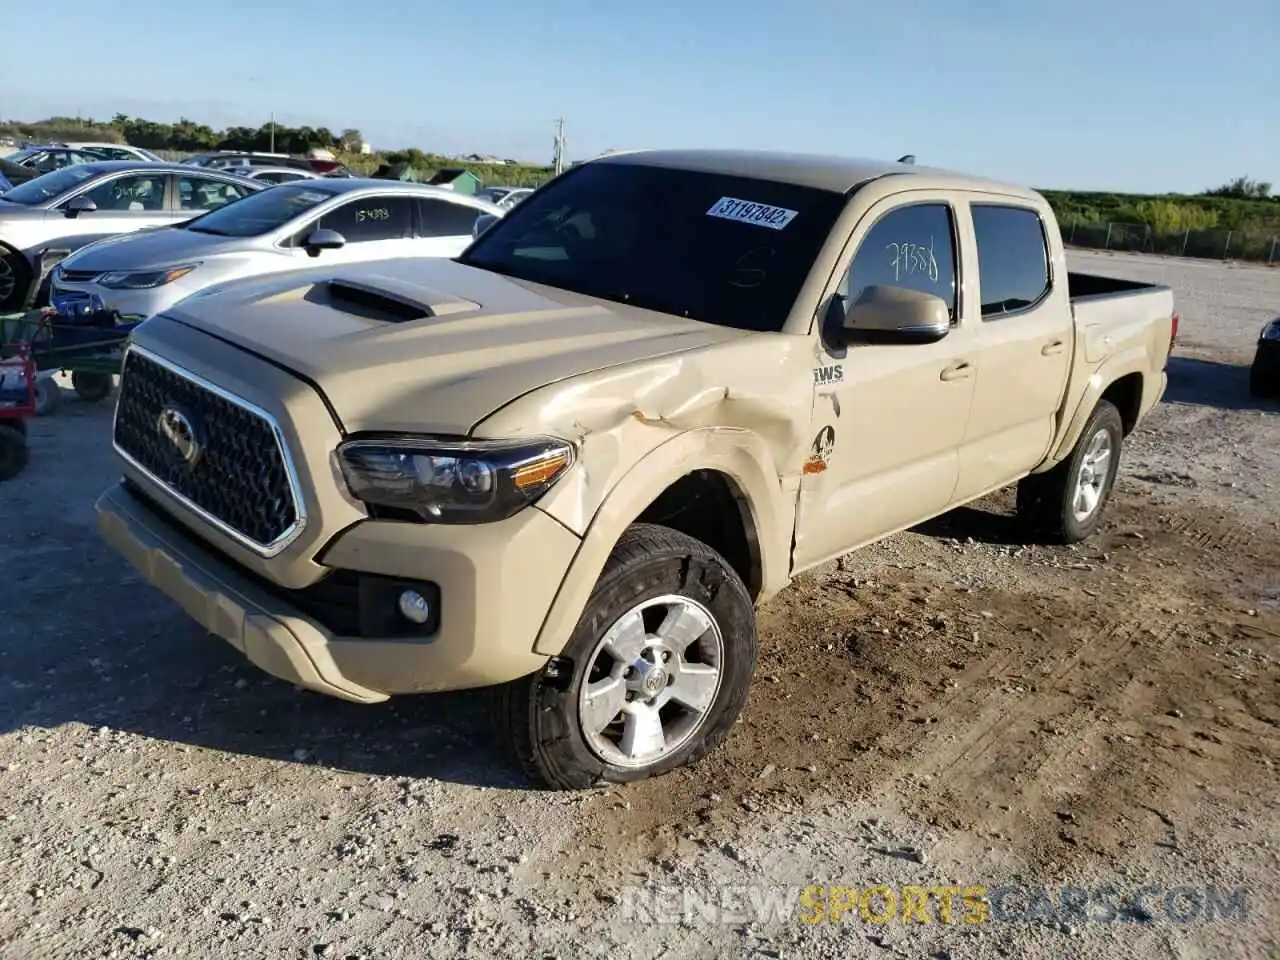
[113,347,302,552]
[56,269,100,283]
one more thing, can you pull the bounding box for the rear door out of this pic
[414,197,489,255]
[951,198,1074,501]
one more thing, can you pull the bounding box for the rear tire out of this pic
[0,424,29,481]
[496,523,757,790]
[71,371,114,403]
[1017,400,1124,544]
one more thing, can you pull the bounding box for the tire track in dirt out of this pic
[577,492,1280,876]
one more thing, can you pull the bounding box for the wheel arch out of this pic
[1043,356,1148,468]
[531,427,792,657]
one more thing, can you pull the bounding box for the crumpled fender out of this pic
[531,426,794,657]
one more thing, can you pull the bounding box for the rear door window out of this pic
[417,198,484,237]
[970,204,1052,317]
[178,176,254,212]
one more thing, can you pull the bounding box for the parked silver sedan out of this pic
[225,165,323,184]
[49,179,505,321]
[0,161,263,310]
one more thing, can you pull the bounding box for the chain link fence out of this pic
[1060,220,1279,264]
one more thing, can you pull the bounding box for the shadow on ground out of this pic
[1163,355,1277,412]
[911,501,1029,546]
[0,534,539,791]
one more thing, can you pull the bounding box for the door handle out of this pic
[1041,339,1066,356]
[940,361,973,382]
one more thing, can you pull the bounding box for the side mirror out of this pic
[473,213,499,238]
[63,195,98,218]
[841,285,951,344]
[302,228,345,257]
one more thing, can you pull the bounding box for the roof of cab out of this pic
[590,148,1030,196]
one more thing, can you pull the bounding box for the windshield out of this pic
[0,165,99,205]
[180,184,339,237]
[458,161,846,332]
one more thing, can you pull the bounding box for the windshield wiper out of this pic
[184,225,229,236]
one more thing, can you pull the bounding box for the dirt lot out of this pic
[0,250,1277,959]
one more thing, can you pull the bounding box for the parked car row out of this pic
[0,150,524,314]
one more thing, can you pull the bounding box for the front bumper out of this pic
[96,480,580,700]
[50,279,184,320]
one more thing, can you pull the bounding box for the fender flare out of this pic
[531,426,792,657]
[1045,351,1147,466]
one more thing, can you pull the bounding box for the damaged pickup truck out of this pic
[95,149,1178,788]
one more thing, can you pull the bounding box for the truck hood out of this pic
[62,225,248,271]
[158,257,750,434]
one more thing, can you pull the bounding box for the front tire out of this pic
[71,371,114,403]
[0,247,32,313]
[1016,400,1124,544]
[497,523,757,790]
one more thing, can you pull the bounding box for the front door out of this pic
[291,194,420,266]
[792,195,979,571]
[951,200,1074,501]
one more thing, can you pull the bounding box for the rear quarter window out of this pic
[970,204,1051,317]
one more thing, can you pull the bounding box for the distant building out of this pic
[426,168,481,195]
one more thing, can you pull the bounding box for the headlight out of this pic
[337,436,575,524]
[1261,319,1280,341]
[98,264,198,290]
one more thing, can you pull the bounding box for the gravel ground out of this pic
[0,249,1277,960]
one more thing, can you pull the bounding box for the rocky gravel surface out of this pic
[0,249,1277,959]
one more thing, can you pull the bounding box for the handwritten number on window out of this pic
[355,207,391,223]
[886,237,939,284]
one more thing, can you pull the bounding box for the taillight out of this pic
[1169,311,1179,354]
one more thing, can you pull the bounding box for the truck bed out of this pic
[1067,271,1167,303]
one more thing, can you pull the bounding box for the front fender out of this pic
[531,426,793,657]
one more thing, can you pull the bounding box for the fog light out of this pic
[397,590,432,624]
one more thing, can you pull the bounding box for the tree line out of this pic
[1,115,1274,229]
[0,114,366,156]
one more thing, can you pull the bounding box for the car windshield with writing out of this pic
[0,165,99,206]
[180,184,340,237]
[458,161,846,332]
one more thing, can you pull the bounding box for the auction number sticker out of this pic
[706,196,798,231]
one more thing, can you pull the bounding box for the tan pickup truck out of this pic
[95,149,1178,788]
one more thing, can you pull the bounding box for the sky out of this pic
[3,0,1275,194]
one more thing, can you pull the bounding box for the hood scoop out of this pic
[319,273,482,324]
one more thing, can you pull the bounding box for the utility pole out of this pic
[552,117,565,176]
